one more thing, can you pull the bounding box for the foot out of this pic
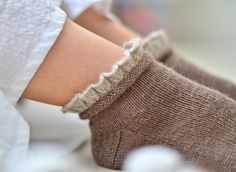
[63,40,236,171]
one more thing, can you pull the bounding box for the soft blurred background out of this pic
[113,0,236,81]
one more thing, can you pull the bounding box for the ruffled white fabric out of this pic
[0,0,66,170]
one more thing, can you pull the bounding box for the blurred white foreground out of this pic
[8,144,206,172]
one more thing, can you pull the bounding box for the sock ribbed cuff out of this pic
[62,39,149,118]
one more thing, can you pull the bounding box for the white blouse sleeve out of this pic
[0,0,66,170]
[61,0,115,20]
[0,0,66,105]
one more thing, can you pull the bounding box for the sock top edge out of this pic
[62,39,145,116]
[142,30,172,61]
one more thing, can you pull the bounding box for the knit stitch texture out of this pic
[143,30,236,101]
[64,40,236,171]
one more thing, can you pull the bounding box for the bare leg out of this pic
[76,7,137,46]
[23,19,124,106]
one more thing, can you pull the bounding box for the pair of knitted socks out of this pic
[63,32,236,172]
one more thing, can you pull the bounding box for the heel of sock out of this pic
[91,130,124,169]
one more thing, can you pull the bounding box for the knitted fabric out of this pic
[63,40,236,171]
[143,30,236,101]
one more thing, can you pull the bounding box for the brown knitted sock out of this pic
[63,40,236,172]
[142,30,236,101]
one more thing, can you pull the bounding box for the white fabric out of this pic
[16,99,90,153]
[0,0,66,105]
[0,0,66,170]
[61,0,113,20]
[0,91,29,171]
[0,0,114,170]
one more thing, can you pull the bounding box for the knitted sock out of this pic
[63,40,236,171]
[142,30,236,101]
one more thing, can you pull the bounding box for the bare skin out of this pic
[76,7,137,46]
[23,8,136,106]
[23,19,124,106]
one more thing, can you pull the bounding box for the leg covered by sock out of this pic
[142,30,236,101]
[63,39,236,171]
